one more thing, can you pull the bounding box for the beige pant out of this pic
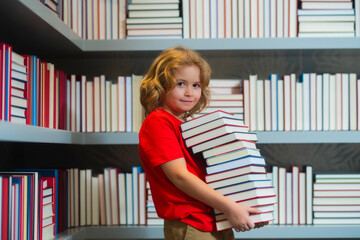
[164,220,235,240]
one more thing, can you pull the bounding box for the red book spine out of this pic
[7,44,12,122]
[23,55,31,125]
[1,177,9,240]
[0,43,4,120]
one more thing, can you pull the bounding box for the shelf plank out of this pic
[256,131,360,144]
[1,122,360,144]
[55,225,360,239]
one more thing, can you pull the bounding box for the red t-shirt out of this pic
[138,108,216,231]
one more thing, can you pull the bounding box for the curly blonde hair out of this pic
[140,46,211,119]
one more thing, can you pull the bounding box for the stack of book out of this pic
[313,173,360,224]
[10,52,29,125]
[145,180,164,226]
[298,0,355,37]
[126,0,183,39]
[181,110,276,231]
[199,79,243,120]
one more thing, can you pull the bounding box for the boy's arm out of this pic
[161,157,263,232]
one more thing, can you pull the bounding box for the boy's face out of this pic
[162,65,202,120]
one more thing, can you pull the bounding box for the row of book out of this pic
[312,173,360,224]
[126,1,183,39]
[0,42,145,133]
[41,0,360,39]
[271,165,313,225]
[1,163,359,239]
[298,1,358,38]
[243,73,360,131]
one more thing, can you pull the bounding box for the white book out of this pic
[128,10,180,18]
[105,80,111,132]
[93,76,101,132]
[298,15,355,22]
[238,0,245,38]
[302,73,310,131]
[202,139,256,159]
[244,0,250,37]
[109,168,119,225]
[264,79,272,131]
[70,75,76,132]
[204,0,210,38]
[296,81,303,131]
[216,212,274,231]
[205,165,267,183]
[103,168,111,225]
[79,170,86,226]
[299,172,306,224]
[349,73,357,130]
[329,74,336,130]
[290,74,296,131]
[99,0,106,39]
[91,176,99,226]
[181,110,234,131]
[250,0,258,38]
[302,1,353,9]
[310,73,317,131]
[286,172,293,224]
[100,75,106,132]
[111,82,118,132]
[258,0,264,37]
[278,167,286,224]
[264,0,270,38]
[132,75,144,132]
[322,73,330,131]
[243,79,250,128]
[299,22,355,33]
[270,74,278,131]
[81,76,86,132]
[249,75,257,131]
[283,0,289,37]
[271,166,279,224]
[125,173,134,225]
[277,79,284,131]
[256,80,264,131]
[111,0,118,39]
[358,79,360,130]
[128,3,179,10]
[125,76,132,132]
[232,0,238,38]
[217,0,225,38]
[292,166,299,225]
[283,75,291,131]
[206,148,261,166]
[105,0,111,39]
[356,0,360,36]
[210,0,218,38]
[139,172,146,225]
[289,0,297,37]
[118,173,126,225]
[196,0,204,39]
[335,73,342,130]
[93,0,99,39]
[297,9,355,15]
[86,169,92,226]
[317,74,323,131]
[190,0,196,38]
[305,166,313,224]
[225,0,232,38]
[277,0,284,37]
[132,167,141,225]
[118,76,126,132]
[182,0,190,38]
[208,173,268,189]
[342,73,350,131]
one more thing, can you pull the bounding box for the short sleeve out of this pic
[139,116,184,168]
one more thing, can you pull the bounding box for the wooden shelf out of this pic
[55,225,360,239]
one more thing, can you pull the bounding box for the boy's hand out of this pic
[225,204,262,232]
[254,221,269,229]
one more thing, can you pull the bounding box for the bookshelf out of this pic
[1,0,360,239]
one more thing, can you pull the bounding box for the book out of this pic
[301,1,353,9]
[206,148,261,166]
[213,179,273,196]
[181,110,234,131]
[208,173,269,189]
[202,140,257,159]
[128,10,180,18]
[185,124,250,148]
[192,132,258,154]
[216,212,275,231]
[205,165,267,183]
[182,117,245,139]
[206,156,266,175]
